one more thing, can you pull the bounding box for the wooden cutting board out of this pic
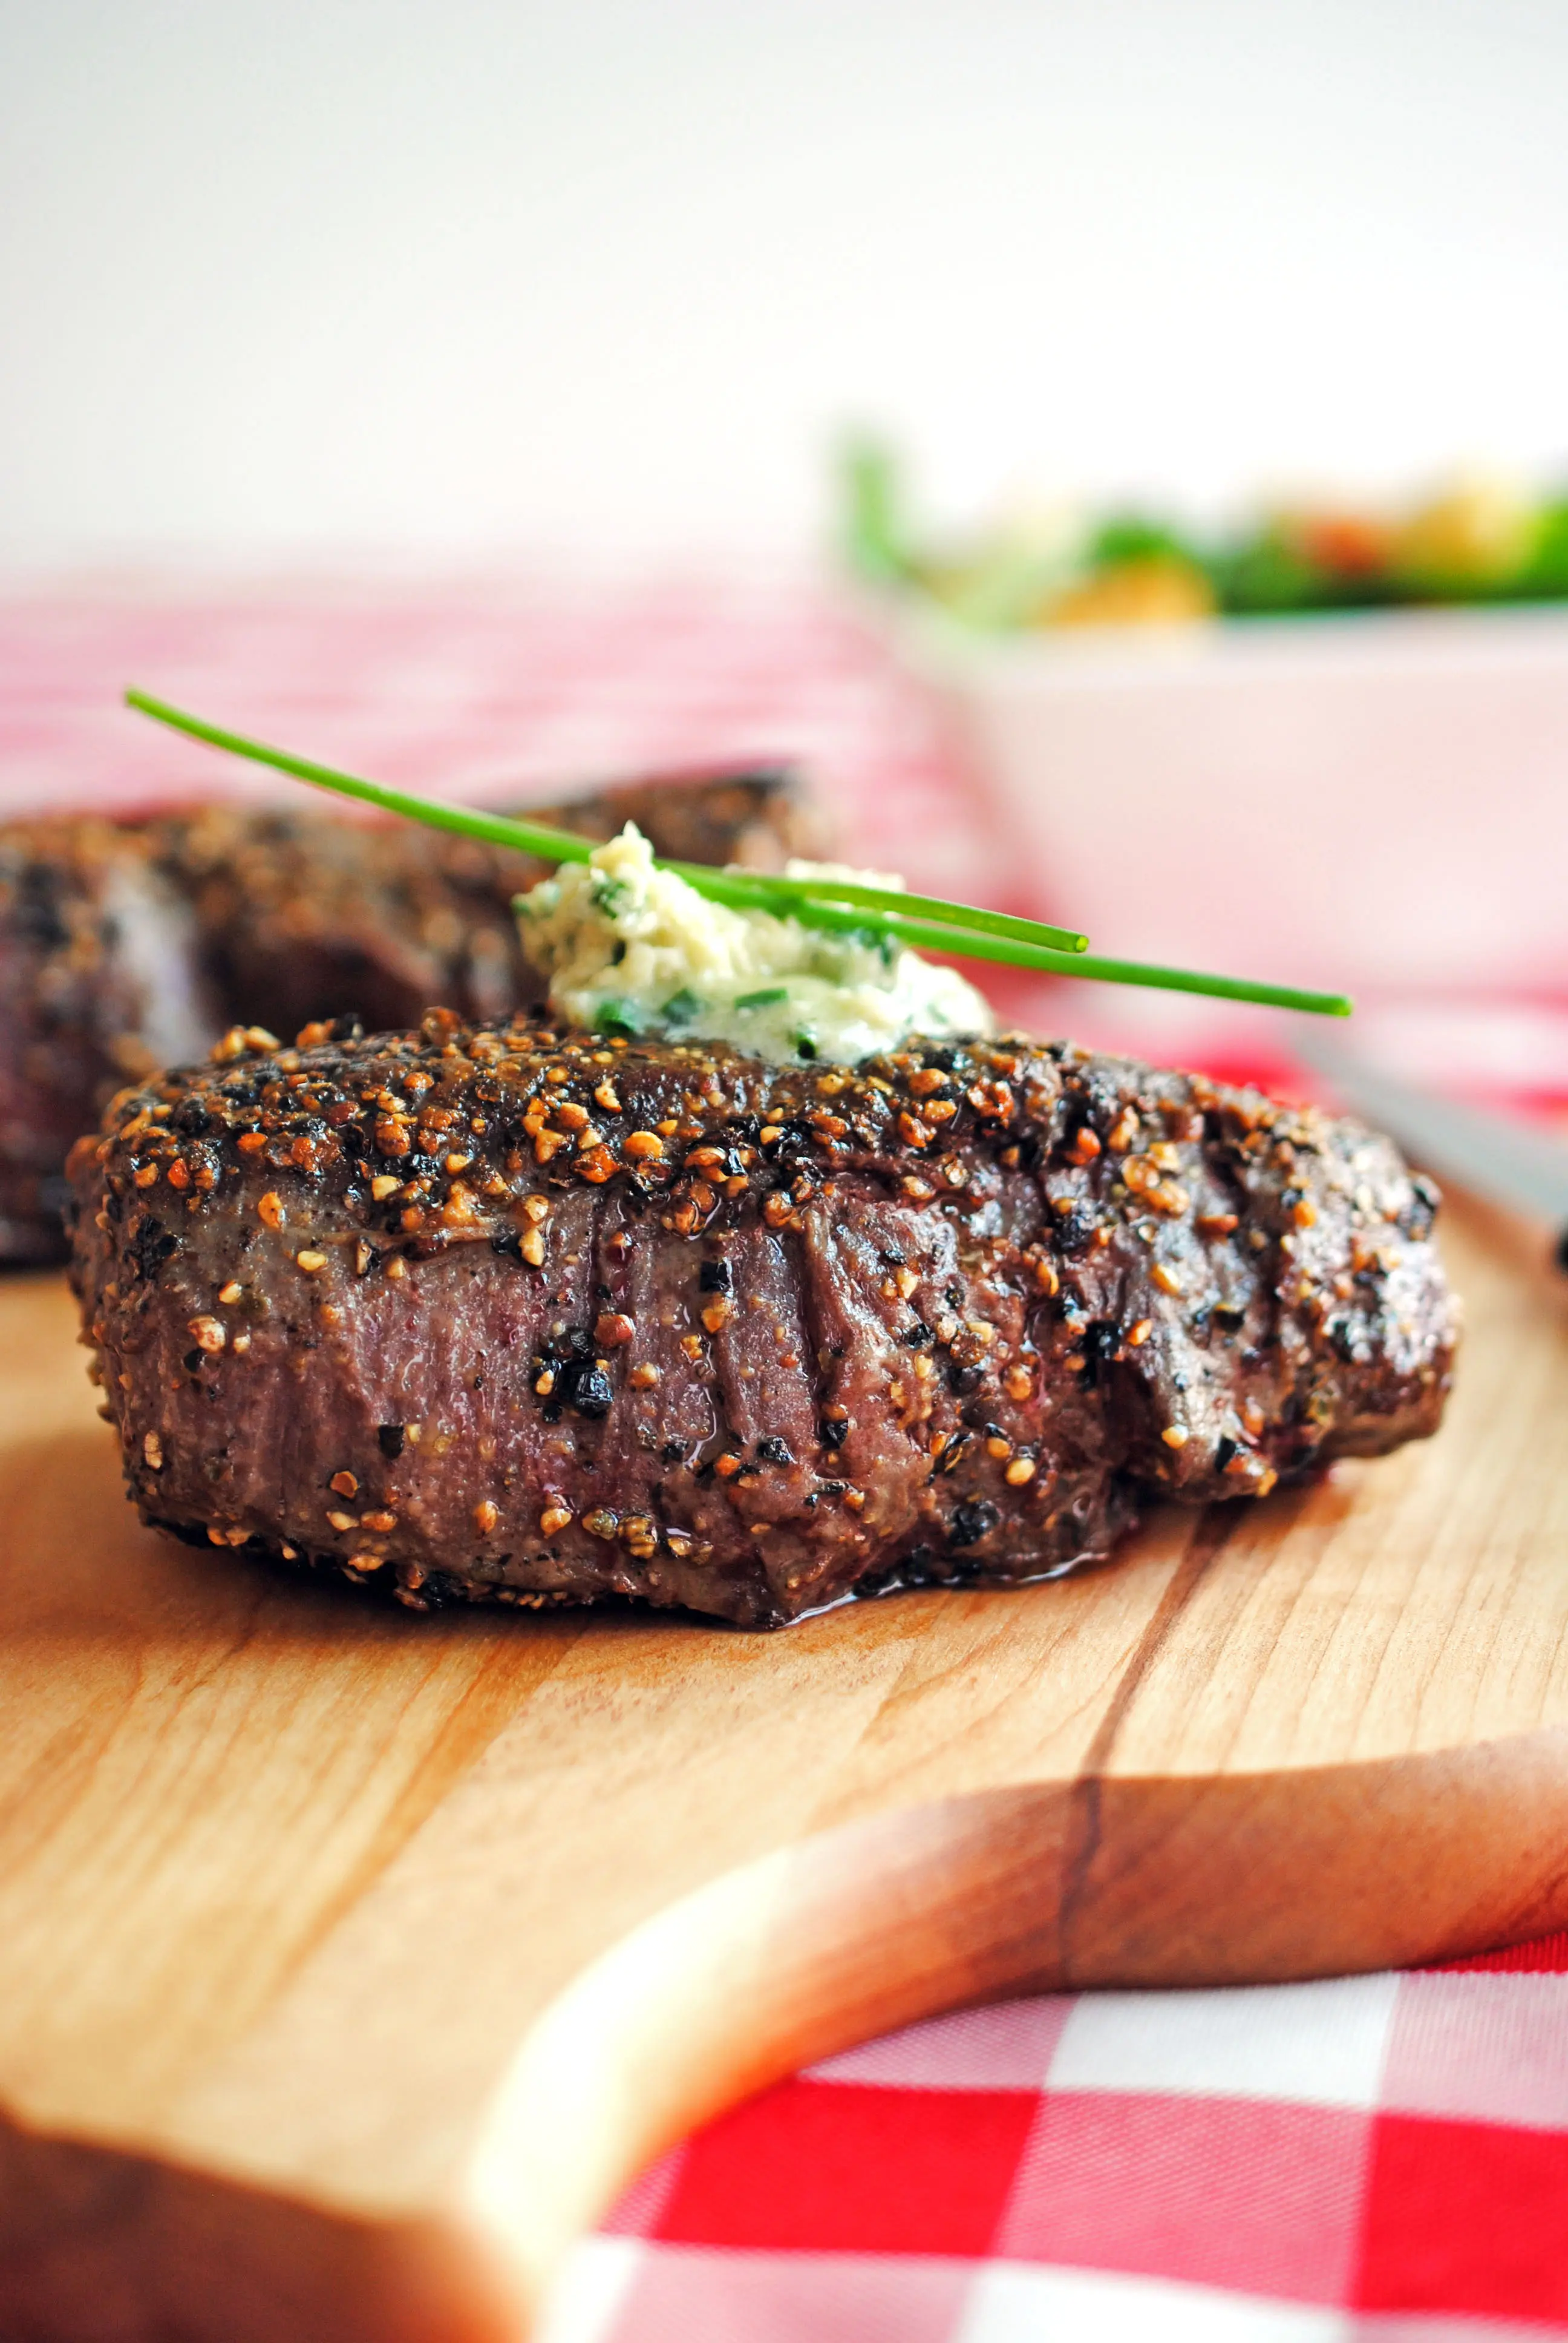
[2,1192,1566,2342]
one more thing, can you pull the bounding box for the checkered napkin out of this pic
[541,1933,1568,2341]
[5,572,1566,2343]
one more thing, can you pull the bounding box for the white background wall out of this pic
[3,0,1567,571]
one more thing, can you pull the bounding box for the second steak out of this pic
[1,765,820,1262]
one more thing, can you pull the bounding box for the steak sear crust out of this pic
[1,768,820,1263]
[67,1014,1458,1628]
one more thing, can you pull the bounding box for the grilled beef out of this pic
[1,768,818,1263]
[67,1012,1457,1628]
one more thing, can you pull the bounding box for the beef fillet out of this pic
[67,1013,1458,1628]
[1,767,818,1263]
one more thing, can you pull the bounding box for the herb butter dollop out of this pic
[517,824,993,1067]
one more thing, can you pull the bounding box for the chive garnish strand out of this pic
[662,862,1091,957]
[125,690,1087,955]
[125,689,603,865]
[124,689,1351,1015]
[868,916,1353,1017]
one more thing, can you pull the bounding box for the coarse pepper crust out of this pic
[67,1009,1459,1627]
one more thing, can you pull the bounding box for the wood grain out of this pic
[1,1193,1564,2339]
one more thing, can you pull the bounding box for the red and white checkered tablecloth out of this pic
[551,1931,1568,2342]
[4,571,1566,2343]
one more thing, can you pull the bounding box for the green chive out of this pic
[123,689,1351,1017]
[734,986,789,1009]
[125,689,1090,958]
[882,914,1353,1018]
[592,998,647,1037]
[667,862,1089,957]
[124,689,599,868]
[699,885,1350,1017]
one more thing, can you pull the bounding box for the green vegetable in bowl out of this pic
[841,436,917,585]
[1518,502,1568,600]
[841,439,1568,628]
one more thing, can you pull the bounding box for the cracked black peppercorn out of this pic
[949,1499,1000,1548]
[558,1357,614,1417]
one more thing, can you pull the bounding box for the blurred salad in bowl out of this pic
[841,440,1568,630]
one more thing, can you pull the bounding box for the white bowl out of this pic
[876,598,1568,1001]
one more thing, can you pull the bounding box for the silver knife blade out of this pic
[1292,1027,1568,1231]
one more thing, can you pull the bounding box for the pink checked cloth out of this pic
[4,571,1566,2343]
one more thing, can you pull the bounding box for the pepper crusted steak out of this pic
[67,1012,1457,1628]
[0,767,820,1263]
